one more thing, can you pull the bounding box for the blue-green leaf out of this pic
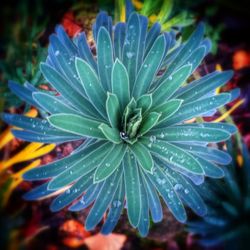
[111,59,130,111]
[23,141,103,180]
[152,65,192,106]
[99,123,121,144]
[50,172,93,212]
[49,35,84,94]
[172,142,232,165]
[138,169,149,237]
[176,70,233,102]
[97,27,114,91]
[40,63,98,119]
[179,122,237,135]
[137,15,148,66]
[94,143,126,182]
[193,155,224,178]
[152,99,183,124]
[76,58,107,118]
[130,142,154,173]
[142,138,204,175]
[158,93,231,128]
[78,32,98,72]
[146,166,187,222]
[122,13,140,91]
[11,130,81,143]
[141,172,163,222]
[33,92,79,115]
[133,34,166,98]
[48,142,112,190]
[23,182,55,201]
[85,166,123,230]
[114,23,126,60]
[55,25,77,55]
[69,183,103,211]
[123,152,141,227]
[162,162,207,216]
[145,22,161,56]
[101,179,125,234]
[160,23,205,80]
[186,46,206,73]
[8,81,37,107]
[106,92,121,128]
[150,126,231,143]
[137,94,152,114]
[48,113,105,139]
[2,114,74,137]
[139,112,161,136]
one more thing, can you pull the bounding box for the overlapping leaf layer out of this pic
[3,10,238,236]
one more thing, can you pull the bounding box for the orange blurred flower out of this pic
[233,50,250,70]
[59,219,90,248]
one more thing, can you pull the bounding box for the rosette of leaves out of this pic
[2,10,239,236]
[187,140,250,249]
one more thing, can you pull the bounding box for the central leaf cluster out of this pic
[120,97,152,143]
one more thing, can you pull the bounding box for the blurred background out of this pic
[0,0,250,249]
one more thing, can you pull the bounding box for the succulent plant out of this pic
[2,10,239,236]
[187,140,250,249]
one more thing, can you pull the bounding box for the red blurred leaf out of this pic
[61,11,81,37]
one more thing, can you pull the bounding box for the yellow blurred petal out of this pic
[215,64,223,94]
[24,143,56,160]
[237,154,243,167]
[0,127,13,150]
[121,5,125,22]
[2,159,41,206]
[213,99,245,122]
[132,0,143,10]
[0,143,55,170]
[216,64,223,71]
[25,108,38,118]
[149,14,157,23]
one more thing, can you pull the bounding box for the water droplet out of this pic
[156,178,166,185]
[169,76,173,80]
[160,132,165,138]
[150,135,156,143]
[126,52,134,59]
[184,189,189,194]
[174,184,183,191]
[113,200,122,208]
[168,191,174,198]
[55,50,60,56]
[105,163,111,167]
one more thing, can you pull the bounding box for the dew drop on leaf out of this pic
[174,183,183,191]
[113,200,122,208]
[126,52,134,59]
